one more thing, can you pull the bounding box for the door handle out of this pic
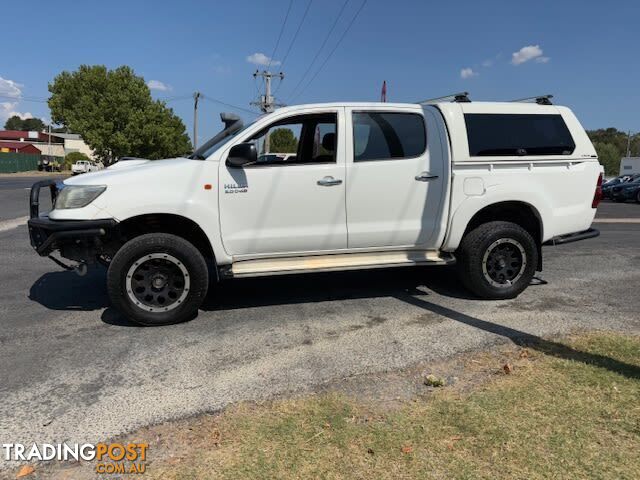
[415,172,439,181]
[317,176,343,186]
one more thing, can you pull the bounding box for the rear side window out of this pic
[353,112,426,161]
[464,114,576,156]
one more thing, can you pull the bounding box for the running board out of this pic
[225,250,455,278]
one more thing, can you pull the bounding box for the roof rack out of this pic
[510,94,554,105]
[417,91,471,104]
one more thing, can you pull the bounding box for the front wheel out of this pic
[107,233,209,326]
[456,221,538,300]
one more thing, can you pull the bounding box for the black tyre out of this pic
[107,233,209,326]
[456,221,538,300]
[636,191,640,204]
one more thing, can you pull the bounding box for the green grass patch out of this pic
[151,333,640,479]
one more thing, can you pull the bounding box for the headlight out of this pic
[55,185,106,209]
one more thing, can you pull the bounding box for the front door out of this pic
[345,107,444,249]
[219,109,347,256]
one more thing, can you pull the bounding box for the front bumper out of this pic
[610,189,637,201]
[28,216,117,256]
[28,179,117,256]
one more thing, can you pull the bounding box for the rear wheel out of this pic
[456,221,537,299]
[636,190,640,204]
[107,233,209,326]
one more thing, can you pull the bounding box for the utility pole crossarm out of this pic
[251,70,285,113]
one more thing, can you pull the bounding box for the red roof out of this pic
[0,130,62,143]
[0,142,41,154]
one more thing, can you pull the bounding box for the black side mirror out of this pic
[226,143,257,167]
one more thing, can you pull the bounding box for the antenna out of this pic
[417,92,471,104]
[510,94,554,105]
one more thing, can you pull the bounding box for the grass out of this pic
[149,332,640,480]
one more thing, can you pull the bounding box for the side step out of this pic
[225,250,455,278]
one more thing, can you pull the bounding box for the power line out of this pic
[292,0,368,102]
[278,0,314,71]
[267,0,294,70]
[200,94,261,116]
[286,0,350,101]
[0,94,48,103]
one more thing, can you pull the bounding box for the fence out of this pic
[0,152,41,173]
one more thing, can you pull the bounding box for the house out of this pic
[0,130,65,158]
[49,132,95,160]
[0,142,41,154]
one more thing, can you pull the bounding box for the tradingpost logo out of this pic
[3,442,148,474]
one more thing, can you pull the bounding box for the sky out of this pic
[1,0,639,143]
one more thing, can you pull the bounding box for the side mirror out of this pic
[226,143,257,167]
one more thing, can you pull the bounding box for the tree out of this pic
[22,118,45,131]
[48,65,192,162]
[4,116,23,130]
[4,115,45,131]
[269,128,298,153]
[593,142,620,176]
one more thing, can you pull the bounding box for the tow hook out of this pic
[47,255,88,276]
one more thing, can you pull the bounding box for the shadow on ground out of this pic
[28,264,639,380]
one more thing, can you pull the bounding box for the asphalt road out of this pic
[0,176,639,459]
[0,175,65,222]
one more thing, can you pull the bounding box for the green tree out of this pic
[4,115,46,131]
[593,142,620,176]
[22,118,45,131]
[4,115,24,130]
[269,128,298,153]
[48,65,192,162]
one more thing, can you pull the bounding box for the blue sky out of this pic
[1,0,638,142]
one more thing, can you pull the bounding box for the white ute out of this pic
[28,94,603,325]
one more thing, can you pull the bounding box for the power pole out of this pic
[251,70,285,113]
[193,92,201,150]
[627,130,632,157]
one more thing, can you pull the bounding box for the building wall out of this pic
[33,143,66,158]
[64,138,95,160]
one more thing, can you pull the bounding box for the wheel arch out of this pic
[116,213,218,279]
[451,200,545,271]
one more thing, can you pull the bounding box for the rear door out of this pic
[345,106,445,248]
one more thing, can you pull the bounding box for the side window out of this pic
[353,112,426,162]
[248,113,337,166]
[464,114,576,156]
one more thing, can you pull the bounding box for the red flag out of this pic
[381,80,387,102]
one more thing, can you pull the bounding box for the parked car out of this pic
[257,153,297,164]
[610,178,640,203]
[602,174,640,198]
[71,160,103,175]
[28,99,602,326]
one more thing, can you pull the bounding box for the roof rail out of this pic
[417,92,471,104]
[510,94,554,105]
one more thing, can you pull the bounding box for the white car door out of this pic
[218,108,347,256]
[345,106,445,249]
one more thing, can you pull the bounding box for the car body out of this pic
[602,174,640,198]
[28,100,602,325]
[610,178,640,203]
[71,160,102,175]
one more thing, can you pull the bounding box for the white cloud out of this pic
[0,76,28,123]
[460,67,478,79]
[246,52,280,67]
[146,80,172,91]
[0,76,22,98]
[511,45,548,65]
[481,59,493,68]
